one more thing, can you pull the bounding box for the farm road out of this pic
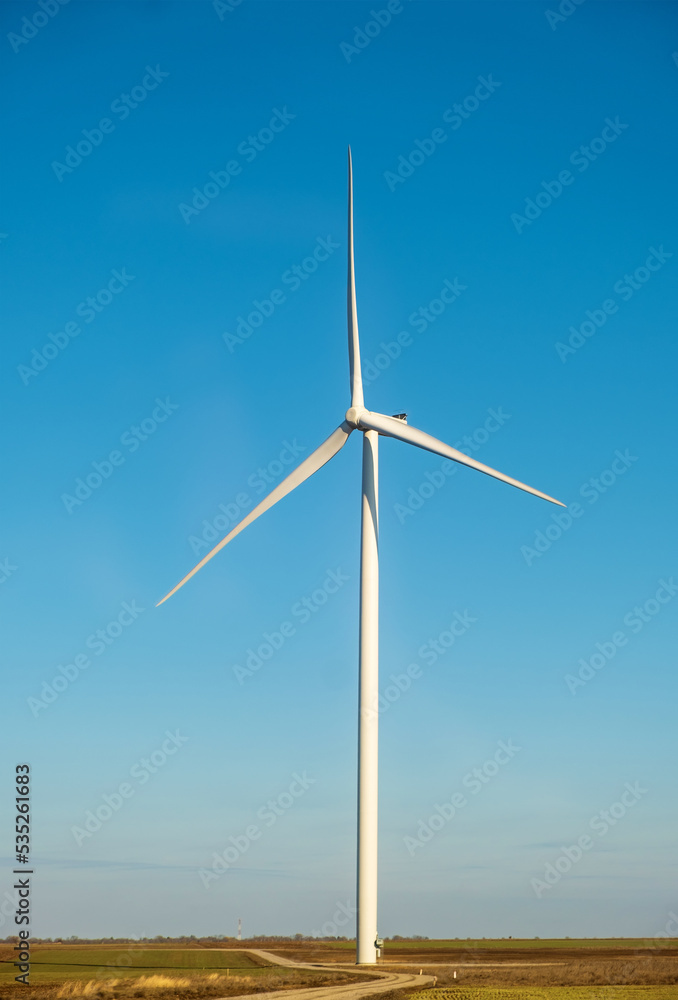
[213,948,434,1000]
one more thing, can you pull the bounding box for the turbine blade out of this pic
[358,410,565,507]
[347,147,364,408]
[157,421,354,606]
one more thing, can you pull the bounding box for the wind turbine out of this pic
[157,148,565,965]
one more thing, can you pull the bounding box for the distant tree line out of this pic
[0,933,430,944]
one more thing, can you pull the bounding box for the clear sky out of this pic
[2,0,677,942]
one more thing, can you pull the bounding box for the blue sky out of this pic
[1,0,677,941]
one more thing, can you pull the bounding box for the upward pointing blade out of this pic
[358,410,565,507]
[347,147,364,408]
[156,421,353,606]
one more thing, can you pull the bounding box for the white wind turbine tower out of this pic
[157,148,565,965]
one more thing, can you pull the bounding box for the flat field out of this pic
[262,939,678,986]
[0,945,264,982]
[0,945,372,999]
[2,940,678,999]
[277,939,678,958]
[407,990,678,1000]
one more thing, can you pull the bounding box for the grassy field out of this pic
[293,940,678,953]
[0,946,266,984]
[266,940,678,986]
[2,941,678,999]
[408,941,678,952]
[407,990,678,1000]
[0,945,376,999]
[398,942,673,951]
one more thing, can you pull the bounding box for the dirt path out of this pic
[214,948,434,1000]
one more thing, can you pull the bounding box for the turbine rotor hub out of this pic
[346,406,367,428]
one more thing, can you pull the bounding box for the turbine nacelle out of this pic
[347,407,409,430]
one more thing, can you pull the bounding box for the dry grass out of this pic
[57,981,122,998]
[53,972,257,998]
